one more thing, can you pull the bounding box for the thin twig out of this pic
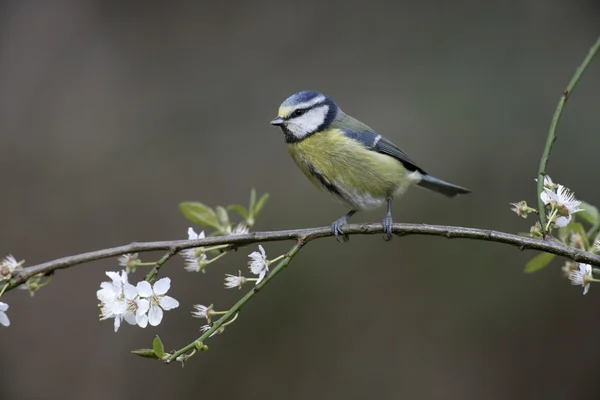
[537,36,600,228]
[7,223,600,291]
[145,248,177,283]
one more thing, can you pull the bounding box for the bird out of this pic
[270,90,470,241]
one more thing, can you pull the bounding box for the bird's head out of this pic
[270,91,340,143]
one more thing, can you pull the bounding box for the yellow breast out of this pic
[288,129,418,210]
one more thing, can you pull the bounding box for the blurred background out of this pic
[1,1,599,399]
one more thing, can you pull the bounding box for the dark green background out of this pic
[1,1,599,399]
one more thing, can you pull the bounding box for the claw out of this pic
[331,220,349,242]
[383,215,393,241]
[383,198,393,241]
[331,210,356,243]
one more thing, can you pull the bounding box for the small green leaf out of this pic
[249,188,257,213]
[227,204,249,219]
[524,252,556,273]
[153,335,166,359]
[253,193,270,219]
[180,202,220,229]
[131,348,160,359]
[215,206,230,228]
[578,201,599,226]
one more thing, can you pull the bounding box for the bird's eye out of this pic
[292,109,306,117]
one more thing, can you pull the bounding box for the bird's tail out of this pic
[417,174,470,198]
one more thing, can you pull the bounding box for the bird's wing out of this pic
[333,114,427,174]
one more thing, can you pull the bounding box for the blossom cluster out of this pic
[510,175,582,235]
[97,271,179,332]
[510,175,599,295]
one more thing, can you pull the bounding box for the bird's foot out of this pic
[382,215,393,241]
[332,218,350,243]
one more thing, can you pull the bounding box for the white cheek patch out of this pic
[288,105,329,139]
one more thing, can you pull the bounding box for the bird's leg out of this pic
[382,198,393,241]
[332,210,357,242]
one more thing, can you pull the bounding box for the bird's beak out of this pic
[270,116,284,126]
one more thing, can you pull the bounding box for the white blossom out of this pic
[0,302,10,327]
[137,278,179,326]
[181,228,207,272]
[123,283,150,328]
[97,270,129,332]
[2,255,19,270]
[541,184,582,227]
[97,271,175,331]
[569,263,593,295]
[248,245,268,285]
[118,253,139,272]
[541,185,581,213]
[0,255,21,280]
[192,304,212,319]
[224,271,247,289]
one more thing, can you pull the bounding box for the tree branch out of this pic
[8,223,600,290]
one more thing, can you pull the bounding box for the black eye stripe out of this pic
[285,102,325,120]
[285,108,307,119]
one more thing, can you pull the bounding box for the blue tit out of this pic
[270,90,470,241]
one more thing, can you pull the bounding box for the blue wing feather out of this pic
[340,128,426,174]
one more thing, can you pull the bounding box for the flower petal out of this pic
[119,270,129,285]
[136,313,148,328]
[137,299,150,314]
[148,305,163,326]
[159,296,179,310]
[105,271,119,280]
[0,311,9,327]
[583,283,590,295]
[123,312,137,326]
[255,270,266,285]
[123,283,138,300]
[187,227,199,240]
[555,216,571,227]
[0,302,9,312]
[113,315,122,332]
[153,278,171,295]
[136,281,153,297]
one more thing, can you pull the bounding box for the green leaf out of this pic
[253,193,270,219]
[524,252,556,273]
[153,335,166,359]
[215,206,230,228]
[131,348,160,359]
[249,188,257,214]
[227,204,249,219]
[180,202,220,230]
[578,201,599,226]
